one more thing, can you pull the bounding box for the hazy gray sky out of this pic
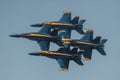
[0,0,120,80]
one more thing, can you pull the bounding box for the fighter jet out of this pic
[29,47,83,71]
[62,29,107,60]
[31,11,85,39]
[10,24,60,51]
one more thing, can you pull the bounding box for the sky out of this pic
[0,0,120,80]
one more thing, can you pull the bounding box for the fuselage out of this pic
[64,39,103,49]
[10,33,57,41]
[29,50,79,60]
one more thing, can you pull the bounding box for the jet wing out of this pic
[37,41,50,51]
[56,58,69,71]
[80,30,93,42]
[79,45,92,60]
[96,48,107,55]
[38,24,51,34]
[59,11,71,23]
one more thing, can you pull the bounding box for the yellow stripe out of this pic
[64,42,71,44]
[83,58,91,61]
[60,68,68,71]
[64,11,71,14]
[40,51,72,56]
[44,22,74,27]
[86,29,93,32]
[27,34,51,37]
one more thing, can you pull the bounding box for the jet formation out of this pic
[10,11,107,71]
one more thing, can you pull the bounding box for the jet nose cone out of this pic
[30,23,43,27]
[29,52,40,56]
[9,34,22,37]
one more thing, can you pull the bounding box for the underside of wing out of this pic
[80,30,93,42]
[59,11,71,23]
[37,41,50,51]
[79,45,92,61]
[56,58,69,71]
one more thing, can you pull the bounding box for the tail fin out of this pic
[38,24,51,34]
[71,16,79,24]
[93,36,101,43]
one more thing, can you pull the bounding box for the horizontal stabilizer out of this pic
[75,26,85,34]
[79,19,86,24]
[74,57,84,66]
[96,48,107,55]
[100,38,107,45]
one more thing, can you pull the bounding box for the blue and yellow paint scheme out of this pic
[29,47,83,71]
[10,24,60,51]
[62,29,107,60]
[30,11,85,40]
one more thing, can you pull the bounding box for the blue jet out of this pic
[62,29,107,60]
[30,11,85,39]
[10,24,60,51]
[29,47,83,71]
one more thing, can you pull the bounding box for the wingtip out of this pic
[101,54,107,56]
[59,68,68,71]
[83,58,91,61]
[85,29,93,32]
[64,11,71,14]
[79,64,84,66]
